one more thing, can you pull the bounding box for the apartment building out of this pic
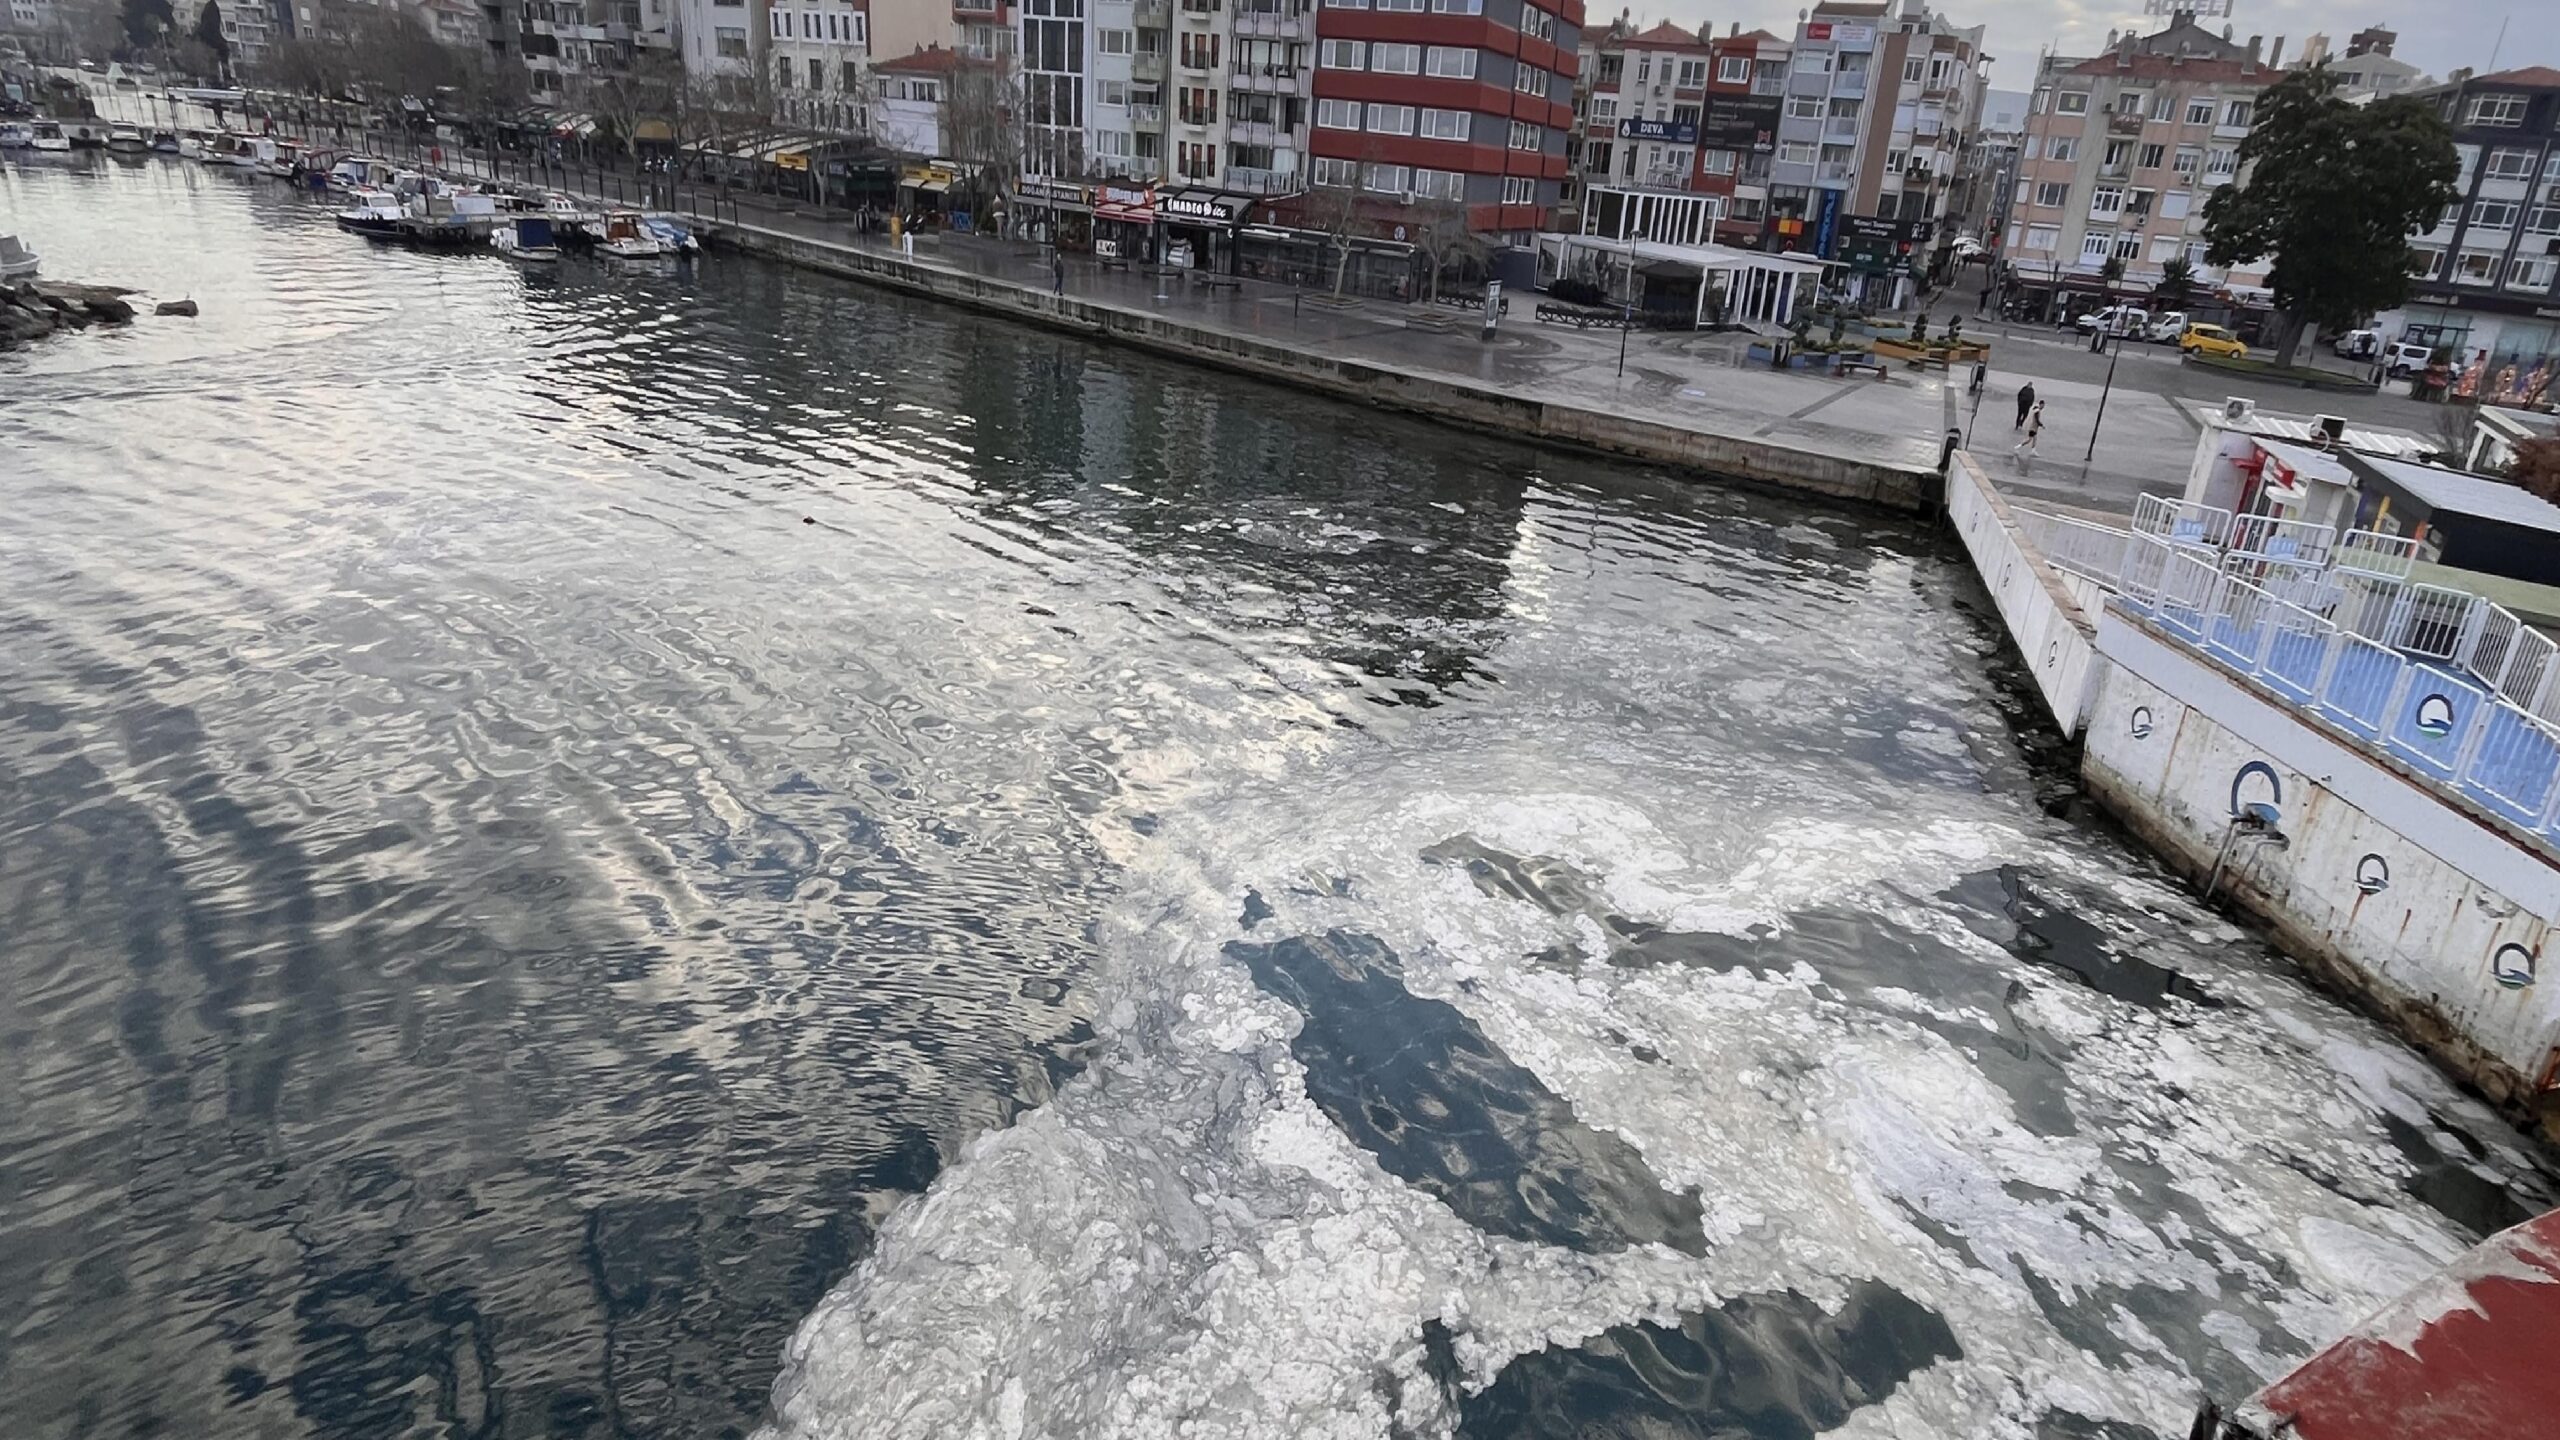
[1306,0,1582,241]
[769,0,872,133]
[1766,0,1986,307]
[1695,26,1783,244]
[2385,66,2560,376]
[2005,17,2277,317]
[1579,21,1711,193]
[2297,26,2429,102]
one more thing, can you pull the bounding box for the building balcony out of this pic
[1233,12,1302,38]
[1177,51,1215,73]
[1178,0,1219,12]
[2106,112,2145,136]
[1226,164,1297,193]
[1228,64,1297,92]
[1133,0,1168,22]
[1830,70,1867,99]
[1129,102,1164,126]
[952,0,1001,13]
[1177,108,1216,127]
[1817,161,1855,185]
[1132,51,1165,81]
[1229,118,1276,145]
[1821,119,1860,143]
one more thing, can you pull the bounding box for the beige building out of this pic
[2006,16,2275,312]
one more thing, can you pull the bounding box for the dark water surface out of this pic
[4,160,2554,1440]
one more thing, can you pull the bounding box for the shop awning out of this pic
[1095,199,1155,224]
[906,178,950,194]
[1157,189,1251,225]
[633,119,673,142]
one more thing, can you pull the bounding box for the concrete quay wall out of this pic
[1945,452,2099,737]
[2084,609,2560,1132]
[712,223,1939,513]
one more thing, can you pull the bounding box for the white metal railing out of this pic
[2116,531,2560,837]
[2015,509,2129,589]
[2335,529,2422,579]
[2133,494,2233,549]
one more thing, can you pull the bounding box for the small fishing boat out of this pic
[254,138,304,179]
[149,129,181,154]
[325,154,399,194]
[0,234,38,281]
[597,209,663,260]
[64,120,105,148]
[29,120,71,153]
[640,214,701,255]
[176,130,207,160]
[489,214,561,263]
[0,122,31,148]
[105,125,148,153]
[333,188,407,239]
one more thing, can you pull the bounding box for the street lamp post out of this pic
[1617,223,1635,377]
[2086,327,2122,463]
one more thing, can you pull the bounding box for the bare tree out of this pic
[1409,196,1487,303]
[941,57,1017,207]
[584,46,683,160]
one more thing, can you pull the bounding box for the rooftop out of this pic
[2359,456,2560,533]
[2469,65,2560,89]
[1619,21,1710,50]
[874,46,995,75]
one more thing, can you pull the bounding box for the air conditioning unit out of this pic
[2313,413,2348,444]
[2222,396,2256,425]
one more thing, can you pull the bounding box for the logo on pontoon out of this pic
[2229,761,2282,821]
[2354,854,2390,895]
[2128,705,2154,739]
[2491,942,2536,990]
[2413,693,2456,739]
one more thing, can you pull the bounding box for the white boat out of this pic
[149,130,180,154]
[254,138,304,179]
[0,234,37,281]
[333,188,407,239]
[176,131,206,160]
[326,154,399,194]
[490,214,562,263]
[0,122,30,148]
[597,209,663,260]
[29,120,70,153]
[105,125,148,153]
[200,133,266,168]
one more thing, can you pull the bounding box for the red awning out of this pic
[1094,201,1154,225]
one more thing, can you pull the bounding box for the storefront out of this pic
[1236,224,1329,286]
[1012,176,1095,250]
[899,165,956,225]
[1156,190,1253,274]
[1093,184,1156,263]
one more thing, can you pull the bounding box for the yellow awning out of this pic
[634,119,672,142]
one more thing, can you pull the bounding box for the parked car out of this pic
[2383,341,2434,378]
[2178,323,2249,359]
[2076,304,2152,338]
[2144,311,2191,343]
[2334,328,2382,359]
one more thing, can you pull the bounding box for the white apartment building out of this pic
[678,0,760,89]
[768,0,871,133]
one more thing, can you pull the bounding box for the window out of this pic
[1884,148,1904,174]
[1370,42,1421,74]
[1778,141,1817,165]
[1785,96,1822,120]
[1413,167,1465,200]
[2407,248,2441,279]
[2057,91,2088,115]
[1584,140,1612,170]
[2046,137,2077,162]
[2033,87,2050,113]
[1376,0,1424,10]
[2452,251,2500,284]
[2547,152,2560,182]
[2472,199,2521,229]
[2103,139,2131,168]
[1419,107,1471,141]
[1324,0,1366,7]
[2090,184,2124,217]
[1509,119,1541,150]
[1362,162,1408,192]
[1717,55,1749,84]
[1677,60,1706,87]
[1365,103,1414,135]
[1520,6,1553,41]
[1699,148,1735,174]
[844,59,859,90]
[1513,66,1547,97]
[2185,98,2213,125]
[2221,99,2252,127]
[1319,38,1365,68]
[1424,45,1476,79]
[2484,148,2537,180]
[2510,254,2559,290]
[2172,146,2200,179]
[1503,175,1536,205]
[2160,190,2191,220]
[2023,223,2059,252]
[714,25,746,57]
[2149,92,2174,120]
[1097,26,1132,53]
[1312,156,1359,186]
[808,57,823,87]
[767,7,782,35]
[2528,205,2560,235]
[775,57,791,88]
[2033,181,2067,207]
[2081,230,2113,261]
[1902,57,1923,83]
[1793,49,1828,74]
[2112,232,2141,261]
[1316,97,1360,129]
[2137,142,2164,169]
[1636,54,1653,84]
[2148,234,2183,261]
[1590,95,1616,122]
[2205,146,2236,177]
[2463,93,2527,128]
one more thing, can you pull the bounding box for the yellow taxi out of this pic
[2178,323,2249,359]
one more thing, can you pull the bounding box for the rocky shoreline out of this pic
[2,282,196,350]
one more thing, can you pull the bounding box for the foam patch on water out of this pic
[759,760,2548,1440]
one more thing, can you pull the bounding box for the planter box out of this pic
[1745,341,1781,363]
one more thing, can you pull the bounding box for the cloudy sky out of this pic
[1634,0,2535,92]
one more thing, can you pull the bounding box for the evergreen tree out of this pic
[120,0,175,51]
[195,0,229,67]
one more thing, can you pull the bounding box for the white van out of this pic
[2075,304,2151,338]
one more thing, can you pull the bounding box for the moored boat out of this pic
[105,125,148,153]
[149,129,181,153]
[64,120,105,148]
[254,138,304,179]
[0,234,38,281]
[597,209,663,260]
[29,120,71,153]
[490,214,562,263]
[640,214,701,255]
[2193,1207,2560,1440]
[333,188,407,239]
[0,122,31,148]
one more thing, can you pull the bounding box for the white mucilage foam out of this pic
[758,741,2549,1440]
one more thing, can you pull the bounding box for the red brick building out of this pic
[1307,0,1585,241]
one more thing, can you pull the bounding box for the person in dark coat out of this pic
[2014,381,2037,429]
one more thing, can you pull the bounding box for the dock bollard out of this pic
[1939,429,1962,473]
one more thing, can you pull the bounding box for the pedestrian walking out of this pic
[1051,248,1066,296]
[2014,381,2036,429]
[2013,401,2045,459]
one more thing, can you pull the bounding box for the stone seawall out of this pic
[711,223,1940,513]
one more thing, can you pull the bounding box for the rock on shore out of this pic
[1,281,179,349]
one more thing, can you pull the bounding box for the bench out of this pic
[1096,255,1130,272]
[1191,272,1240,290]
[1839,360,1889,380]
[1901,353,1950,371]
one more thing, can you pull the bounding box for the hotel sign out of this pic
[1618,118,1699,144]
[1802,20,1874,45]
